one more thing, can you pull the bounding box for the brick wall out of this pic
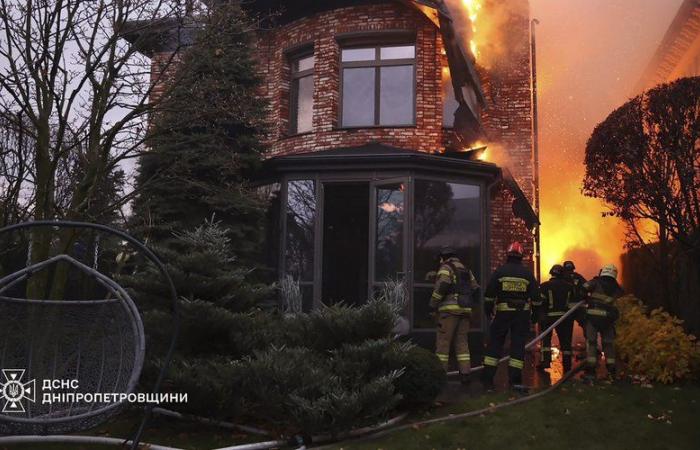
[148,0,535,274]
[256,3,449,156]
[478,0,535,271]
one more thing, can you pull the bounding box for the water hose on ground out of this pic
[214,302,587,450]
[309,364,585,449]
[152,407,271,436]
[0,435,184,449]
[210,413,409,450]
[9,304,585,450]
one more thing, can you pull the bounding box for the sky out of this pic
[529,0,684,279]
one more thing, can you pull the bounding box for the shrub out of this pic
[616,296,700,383]
[232,345,402,436]
[304,299,397,352]
[146,296,445,432]
[393,346,446,409]
[141,356,240,418]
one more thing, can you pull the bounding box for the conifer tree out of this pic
[133,1,268,263]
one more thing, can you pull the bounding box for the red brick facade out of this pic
[149,0,535,273]
[256,3,447,156]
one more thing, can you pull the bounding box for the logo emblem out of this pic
[0,369,35,413]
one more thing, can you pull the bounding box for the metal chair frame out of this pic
[0,221,179,450]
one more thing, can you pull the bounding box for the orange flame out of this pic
[461,0,483,59]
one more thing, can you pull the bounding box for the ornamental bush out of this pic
[393,346,446,409]
[233,343,403,437]
[229,301,445,436]
[616,296,700,383]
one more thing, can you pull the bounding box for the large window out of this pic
[290,54,315,134]
[412,180,481,329]
[341,45,416,127]
[285,179,316,310]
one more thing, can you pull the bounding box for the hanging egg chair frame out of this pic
[0,221,179,450]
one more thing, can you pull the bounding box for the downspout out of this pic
[530,18,541,281]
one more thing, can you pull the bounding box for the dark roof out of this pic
[261,142,499,176]
[246,0,432,26]
[118,17,199,56]
[260,143,539,230]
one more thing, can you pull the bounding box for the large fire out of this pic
[461,0,483,58]
[446,0,637,278]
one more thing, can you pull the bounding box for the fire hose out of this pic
[212,301,587,450]
[306,301,588,450]
[35,302,584,450]
[447,300,585,376]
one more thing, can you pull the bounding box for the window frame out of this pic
[339,42,417,128]
[289,51,315,135]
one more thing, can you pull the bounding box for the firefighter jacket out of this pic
[484,258,540,314]
[430,257,478,314]
[566,272,587,301]
[583,276,624,321]
[537,276,575,320]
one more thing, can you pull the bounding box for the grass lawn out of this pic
[335,382,700,450]
[3,383,699,449]
[0,411,262,450]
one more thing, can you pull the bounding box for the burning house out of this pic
[126,0,539,343]
[635,0,700,94]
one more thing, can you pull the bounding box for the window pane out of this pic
[295,75,314,133]
[342,68,376,127]
[342,47,376,62]
[413,181,481,283]
[413,286,436,329]
[296,55,315,72]
[376,183,405,281]
[260,183,282,283]
[300,284,314,313]
[286,180,316,282]
[442,67,459,128]
[380,45,415,60]
[380,65,414,125]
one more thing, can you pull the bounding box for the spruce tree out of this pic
[133,1,268,262]
[123,4,274,413]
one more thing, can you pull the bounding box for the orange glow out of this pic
[478,147,489,161]
[539,169,625,280]
[461,0,483,59]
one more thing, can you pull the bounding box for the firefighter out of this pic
[563,261,587,324]
[582,264,624,382]
[536,264,576,373]
[430,247,479,380]
[481,242,539,393]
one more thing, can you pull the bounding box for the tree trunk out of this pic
[26,125,54,300]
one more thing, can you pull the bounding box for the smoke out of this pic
[531,0,683,277]
[444,0,529,69]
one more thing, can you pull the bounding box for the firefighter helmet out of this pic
[550,264,564,277]
[439,246,457,259]
[507,242,524,258]
[563,260,576,272]
[600,264,618,280]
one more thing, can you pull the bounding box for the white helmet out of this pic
[600,264,618,280]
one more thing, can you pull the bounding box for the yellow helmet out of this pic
[600,264,618,280]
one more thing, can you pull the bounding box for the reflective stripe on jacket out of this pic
[430,257,476,314]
